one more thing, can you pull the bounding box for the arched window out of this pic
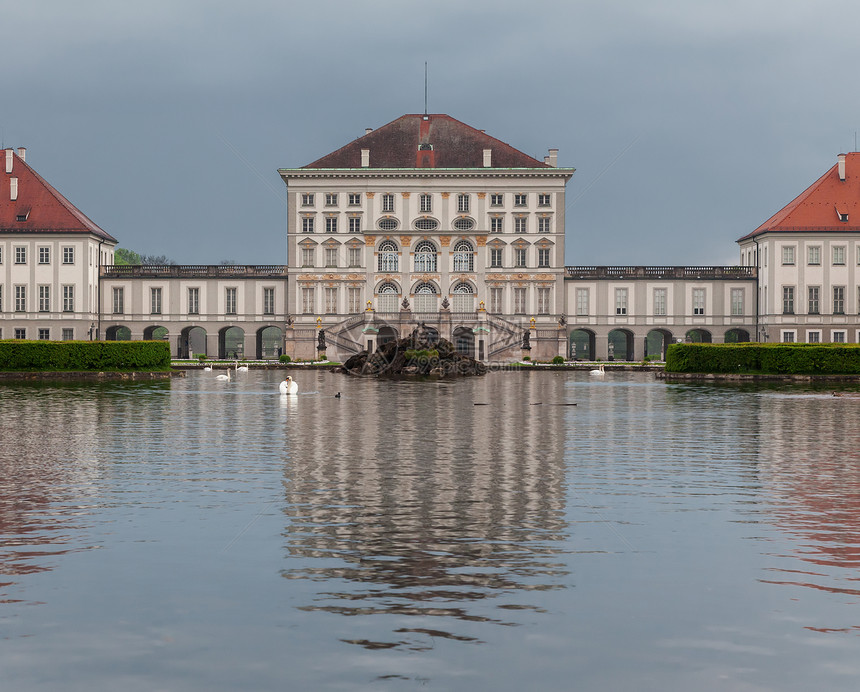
[413,241,437,272]
[452,282,474,313]
[413,282,437,313]
[452,240,474,272]
[377,281,400,313]
[377,240,398,272]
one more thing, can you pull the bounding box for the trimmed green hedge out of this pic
[0,340,172,371]
[665,343,860,375]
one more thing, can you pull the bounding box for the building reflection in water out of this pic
[280,373,570,649]
[753,392,860,631]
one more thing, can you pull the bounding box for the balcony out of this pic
[102,265,288,278]
[565,266,756,280]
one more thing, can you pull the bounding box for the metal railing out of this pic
[102,264,289,278]
[565,266,756,279]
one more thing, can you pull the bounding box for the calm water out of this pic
[1,370,859,691]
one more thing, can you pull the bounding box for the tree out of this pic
[114,248,142,265]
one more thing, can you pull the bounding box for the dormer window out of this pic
[418,143,433,151]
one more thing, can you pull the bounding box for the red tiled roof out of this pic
[0,149,116,242]
[739,153,860,241]
[303,114,551,169]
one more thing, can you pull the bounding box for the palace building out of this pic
[3,117,855,362]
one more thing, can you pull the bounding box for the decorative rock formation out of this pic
[334,326,487,377]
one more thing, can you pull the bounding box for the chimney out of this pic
[483,149,492,167]
[361,149,370,167]
[547,149,558,167]
[17,147,26,162]
[838,153,846,181]
[5,149,12,173]
[10,177,18,200]
[365,128,373,135]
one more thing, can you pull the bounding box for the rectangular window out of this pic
[382,194,395,212]
[301,247,314,267]
[325,287,337,314]
[38,247,50,264]
[62,328,74,341]
[731,288,744,316]
[537,248,550,268]
[348,216,361,233]
[113,287,125,314]
[514,287,526,314]
[782,286,794,314]
[490,287,503,313]
[782,246,795,265]
[263,287,275,315]
[807,330,821,343]
[490,194,503,207]
[576,288,589,316]
[225,287,237,315]
[654,288,667,316]
[514,217,527,234]
[187,287,199,315]
[151,287,162,315]
[782,330,795,343]
[457,194,470,213]
[808,246,821,265]
[15,247,26,264]
[325,216,338,233]
[348,193,361,206]
[302,216,315,233]
[15,285,26,312]
[325,193,337,206]
[615,288,628,315]
[38,328,50,341]
[693,288,705,315]
[39,285,50,312]
[348,287,361,314]
[833,286,845,314]
[14,328,26,339]
[63,246,75,264]
[490,217,503,233]
[538,217,551,233]
[301,193,314,206]
[301,287,314,314]
[537,287,550,315]
[538,193,551,207]
[62,285,74,312]
[419,194,432,212]
[514,248,527,267]
[490,248,503,268]
[325,248,337,267]
[0,246,3,264]
[0,285,3,311]
[808,286,820,314]
[348,247,361,267]
[833,330,846,343]
[514,194,527,207]
[833,246,846,265]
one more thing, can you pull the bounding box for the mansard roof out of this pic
[0,149,116,242]
[302,114,552,170]
[739,152,860,242]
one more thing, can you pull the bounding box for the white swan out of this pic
[215,367,231,381]
[203,364,212,372]
[590,363,605,376]
[237,363,249,372]
[279,375,298,395]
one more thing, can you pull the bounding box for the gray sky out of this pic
[3,0,859,266]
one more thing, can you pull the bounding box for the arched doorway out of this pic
[105,325,132,341]
[378,325,398,347]
[413,282,438,313]
[219,326,245,359]
[144,325,168,341]
[257,326,283,359]
[451,282,474,313]
[608,329,634,361]
[724,329,750,343]
[686,329,712,343]
[646,329,672,360]
[453,326,475,357]
[569,329,595,360]
[376,281,400,313]
[181,326,207,359]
